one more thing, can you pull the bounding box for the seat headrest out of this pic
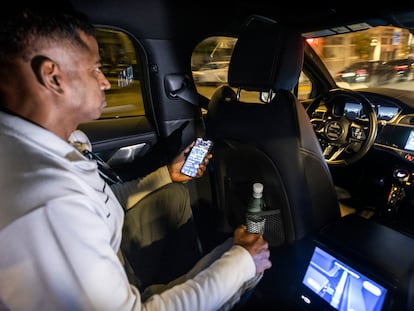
[228,16,304,92]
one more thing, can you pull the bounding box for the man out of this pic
[68,129,211,290]
[0,2,272,311]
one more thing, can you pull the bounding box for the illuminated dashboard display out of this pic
[342,102,399,121]
[343,102,362,120]
[376,106,399,121]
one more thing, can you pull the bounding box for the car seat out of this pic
[205,15,341,247]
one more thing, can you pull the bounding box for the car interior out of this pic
[68,1,414,310]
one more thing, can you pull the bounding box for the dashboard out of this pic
[327,89,414,165]
[308,88,414,165]
[358,91,414,164]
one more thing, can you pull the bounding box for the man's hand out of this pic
[167,141,213,183]
[233,225,272,275]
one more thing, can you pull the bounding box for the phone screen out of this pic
[180,138,213,177]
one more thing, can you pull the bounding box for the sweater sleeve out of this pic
[111,165,172,210]
[142,245,256,311]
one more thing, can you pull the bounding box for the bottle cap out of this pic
[252,182,263,198]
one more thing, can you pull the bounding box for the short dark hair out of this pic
[0,1,95,63]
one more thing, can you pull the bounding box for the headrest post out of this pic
[267,89,273,103]
[236,87,241,101]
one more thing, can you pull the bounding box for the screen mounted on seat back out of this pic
[298,245,391,311]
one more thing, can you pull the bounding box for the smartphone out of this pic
[180,138,213,177]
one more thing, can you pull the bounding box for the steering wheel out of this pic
[306,88,378,166]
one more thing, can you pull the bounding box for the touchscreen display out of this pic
[404,130,414,151]
[301,246,388,311]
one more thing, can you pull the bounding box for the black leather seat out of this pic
[206,16,341,247]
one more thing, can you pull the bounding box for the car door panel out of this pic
[78,116,158,179]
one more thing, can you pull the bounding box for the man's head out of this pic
[0,1,111,140]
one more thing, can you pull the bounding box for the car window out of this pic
[298,72,312,100]
[192,25,413,102]
[95,28,145,119]
[192,37,263,103]
[305,25,413,90]
[192,36,312,102]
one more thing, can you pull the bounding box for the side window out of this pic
[95,28,145,119]
[298,72,312,100]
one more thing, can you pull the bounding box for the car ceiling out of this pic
[71,0,414,41]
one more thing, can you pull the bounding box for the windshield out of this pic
[307,25,414,91]
[191,26,414,101]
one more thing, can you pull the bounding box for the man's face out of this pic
[52,31,111,126]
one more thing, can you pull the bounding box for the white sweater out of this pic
[0,111,256,311]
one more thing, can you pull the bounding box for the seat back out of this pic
[206,16,340,246]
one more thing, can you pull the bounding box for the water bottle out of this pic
[246,182,266,234]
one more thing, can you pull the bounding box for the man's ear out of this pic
[31,55,63,94]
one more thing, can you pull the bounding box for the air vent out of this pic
[398,114,414,125]
[312,109,325,119]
